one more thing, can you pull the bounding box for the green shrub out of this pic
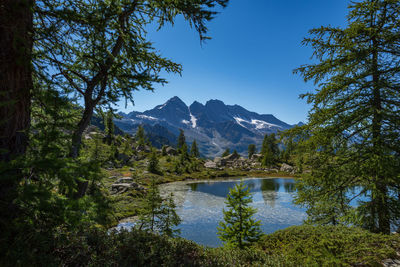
[257,225,400,266]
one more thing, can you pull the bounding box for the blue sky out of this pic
[116,0,350,125]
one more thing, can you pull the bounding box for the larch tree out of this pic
[33,0,229,198]
[292,0,400,234]
[248,144,256,159]
[217,181,262,249]
[190,140,200,158]
[177,129,186,152]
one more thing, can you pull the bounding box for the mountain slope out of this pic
[115,97,294,158]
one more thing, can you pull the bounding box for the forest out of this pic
[1,0,400,266]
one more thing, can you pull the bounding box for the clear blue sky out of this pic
[116,0,350,125]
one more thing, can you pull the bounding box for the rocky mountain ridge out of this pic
[116,96,299,158]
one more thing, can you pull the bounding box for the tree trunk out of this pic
[0,0,33,221]
[70,102,94,199]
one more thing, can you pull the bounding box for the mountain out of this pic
[115,96,294,158]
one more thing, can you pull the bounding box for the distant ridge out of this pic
[115,96,295,158]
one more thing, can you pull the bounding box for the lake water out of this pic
[118,177,306,247]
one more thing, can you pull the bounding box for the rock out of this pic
[204,161,217,169]
[224,153,240,161]
[110,181,145,194]
[280,163,294,173]
[165,146,177,155]
[251,153,262,161]
[116,177,134,183]
[108,176,117,179]
[136,144,151,153]
[110,183,134,194]
[129,168,135,171]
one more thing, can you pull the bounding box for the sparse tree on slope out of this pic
[222,148,230,157]
[261,133,278,167]
[177,129,186,152]
[291,0,400,234]
[248,144,256,159]
[190,140,200,158]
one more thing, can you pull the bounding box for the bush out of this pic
[257,225,400,266]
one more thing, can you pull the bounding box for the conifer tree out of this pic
[248,144,256,159]
[177,129,186,151]
[104,109,115,145]
[217,181,262,249]
[261,133,278,167]
[135,125,146,146]
[158,193,181,237]
[222,148,230,157]
[190,140,200,158]
[138,180,163,232]
[148,151,160,174]
[291,0,400,234]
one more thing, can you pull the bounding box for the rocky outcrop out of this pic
[136,144,151,153]
[280,163,295,173]
[165,146,178,156]
[110,177,145,194]
[204,161,217,169]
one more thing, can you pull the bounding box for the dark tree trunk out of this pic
[0,0,33,221]
[70,102,94,199]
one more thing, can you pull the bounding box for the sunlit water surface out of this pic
[118,177,306,247]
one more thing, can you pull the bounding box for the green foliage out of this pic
[217,181,262,249]
[222,148,230,157]
[161,145,168,156]
[138,181,181,236]
[158,193,181,237]
[135,125,147,146]
[232,150,239,158]
[147,151,160,174]
[261,133,279,167]
[248,144,256,159]
[104,109,115,145]
[190,140,200,158]
[177,129,186,151]
[257,225,400,266]
[291,0,400,233]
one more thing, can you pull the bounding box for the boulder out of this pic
[111,181,145,194]
[165,146,178,155]
[116,177,134,183]
[251,153,263,161]
[110,183,133,194]
[224,153,240,161]
[280,163,294,173]
[136,144,151,153]
[204,161,217,169]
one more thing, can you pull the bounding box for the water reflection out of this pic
[144,178,306,247]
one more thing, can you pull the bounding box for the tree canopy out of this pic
[290,0,400,234]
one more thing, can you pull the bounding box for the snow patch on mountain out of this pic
[157,103,167,110]
[250,119,280,129]
[182,120,190,125]
[234,117,247,128]
[190,113,197,128]
[137,115,158,121]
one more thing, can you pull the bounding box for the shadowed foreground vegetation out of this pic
[3,225,399,266]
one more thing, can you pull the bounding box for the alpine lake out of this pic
[117,177,306,247]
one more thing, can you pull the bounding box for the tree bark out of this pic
[0,0,33,221]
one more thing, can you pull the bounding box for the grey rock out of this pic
[116,177,134,183]
[204,161,217,169]
[280,163,294,173]
[165,146,177,155]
